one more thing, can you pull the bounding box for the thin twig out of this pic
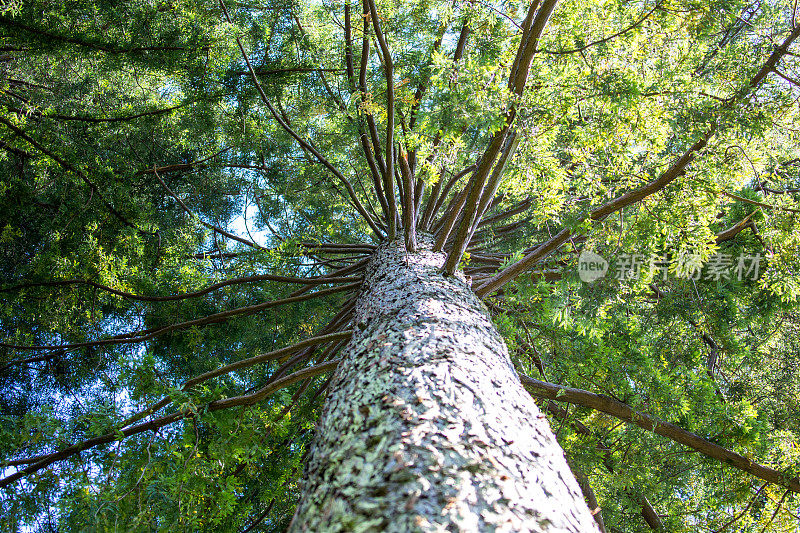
[1,283,360,353]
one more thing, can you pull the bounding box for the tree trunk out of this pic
[290,238,598,532]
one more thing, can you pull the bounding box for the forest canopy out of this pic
[1,0,800,531]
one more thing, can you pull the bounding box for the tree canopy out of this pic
[1,0,800,531]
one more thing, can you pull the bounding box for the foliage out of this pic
[1,0,800,531]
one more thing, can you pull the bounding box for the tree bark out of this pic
[290,237,598,532]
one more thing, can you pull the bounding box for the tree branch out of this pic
[115,330,353,430]
[0,115,146,234]
[475,12,800,295]
[232,67,345,76]
[564,454,608,532]
[0,273,362,302]
[345,4,390,224]
[1,282,360,353]
[442,133,520,273]
[424,164,476,232]
[0,359,341,489]
[540,0,663,55]
[209,360,342,413]
[7,103,184,124]
[477,196,533,228]
[154,167,263,249]
[509,0,558,95]
[721,190,800,215]
[219,0,383,238]
[365,0,397,240]
[713,483,768,532]
[715,212,757,243]
[398,151,417,250]
[187,331,350,391]
[439,1,558,269]
[519,374,800,493]
[136,147,231,175]
[0,16,191,54]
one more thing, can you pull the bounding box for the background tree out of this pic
[1,0,800,531]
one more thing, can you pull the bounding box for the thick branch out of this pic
[475,228,571,295]
[0,139,34,158]
[475,12,800,296]
[398,151,417,250]
[346,4,390,223]
[508,1,540,89]
[442,133,520,273]
[136,147,231,175]
[424,164,476,232]
[358,17,390,197]
[439,1,558,269]
[520,374,800,493]
[432,183,471,251]
[208,360,340,410]
[365,0,397,239]
[297,242,376,254]
[186,331,350,390]
[509,0,558,95]
[477,196,533,228]
[715,212,756,243]
[436,128,509,258]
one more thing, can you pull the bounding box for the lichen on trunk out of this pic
[290,237,598,532]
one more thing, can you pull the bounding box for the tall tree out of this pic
[1,0,800,531]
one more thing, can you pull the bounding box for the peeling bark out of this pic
[290,237,598,532]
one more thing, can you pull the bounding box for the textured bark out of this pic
[290,237,598,532]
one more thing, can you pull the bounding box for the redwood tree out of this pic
[2,0,800,531]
